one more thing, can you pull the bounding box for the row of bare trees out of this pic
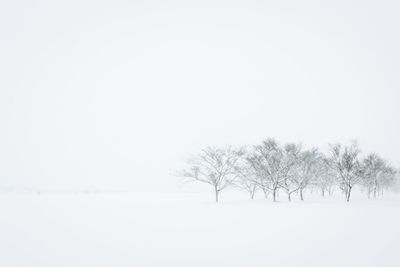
[181,139,398,202]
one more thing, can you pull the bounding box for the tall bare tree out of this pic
[181,146,244,202]
[281,143,303,201]
[248,138,295,202]
[328,142,362,202]
[293,148,324,201]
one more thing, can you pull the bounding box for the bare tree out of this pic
[313,156,336,197]
[235,159,259,200]
[361,153,389,198]
[281,143,303,201]
[328,142,362,202]
[236,167,258,199]
[247,138,290,202]
[181,146,244,202]
[294,148,324,201]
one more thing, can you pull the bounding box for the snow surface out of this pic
[1,191,399,267]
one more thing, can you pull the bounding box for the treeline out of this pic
[181,139,398,202]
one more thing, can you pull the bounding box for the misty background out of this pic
[1,0,399,191]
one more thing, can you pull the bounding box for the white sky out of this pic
[1,0,399,191]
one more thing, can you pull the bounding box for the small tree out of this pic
[235,162,259,200]
[181,146,244,202]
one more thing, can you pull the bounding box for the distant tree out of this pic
[361,153,387,198]
[361,154,397,197]
[378,171,395,196]
[380,167,397,194]
[313,156,336,197]
[181,146,244,202]
[328,142,362,202]
[294,148,324,201]
[235,158,259,200]
[281,143,303,201]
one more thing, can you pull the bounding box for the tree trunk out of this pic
[300,189,304,201]
[343,185,348,200]
[321,188,325,197]
[288,192,291,202]
[272,188,277,202]
[262,187,268,199]
[250,187,256,200]
[346,186,352,202]
[215,187,219,203]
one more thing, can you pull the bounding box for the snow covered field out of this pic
[1,192,399,267]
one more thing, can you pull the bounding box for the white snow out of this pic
[1,192,399,267]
